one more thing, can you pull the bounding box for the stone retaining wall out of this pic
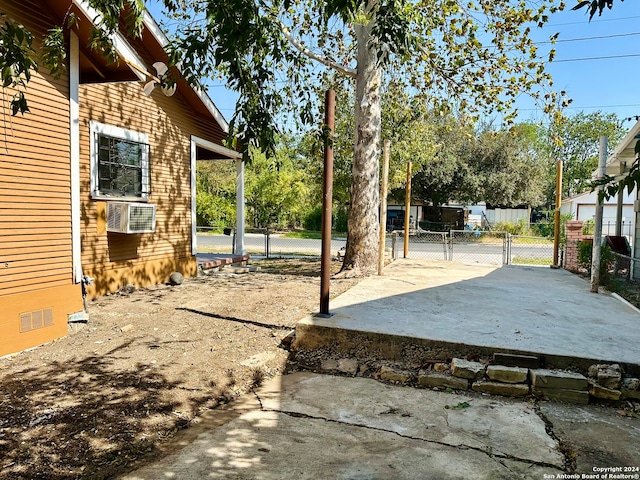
[310,356,640,405]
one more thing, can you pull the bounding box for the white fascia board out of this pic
[192,86,230,134]
[142,11,230,133]
[74,0,147,81]
[191,135,242,159]
[605,120,640,171]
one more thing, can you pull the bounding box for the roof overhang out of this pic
[45,0,230,135]
[603,120,640,178]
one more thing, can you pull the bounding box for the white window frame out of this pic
[90,121,150,201]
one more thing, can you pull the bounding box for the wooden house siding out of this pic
[79,81,227,296]
[0,1,83,357]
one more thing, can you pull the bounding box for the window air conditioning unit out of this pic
[106,202,156,234]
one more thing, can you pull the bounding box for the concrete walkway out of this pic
[294,259,640,370]
[121,373,640,479]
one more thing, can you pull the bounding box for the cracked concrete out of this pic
[121,373,566,479]
[540,403,640,474]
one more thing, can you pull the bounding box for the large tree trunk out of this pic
[341,15,382,275]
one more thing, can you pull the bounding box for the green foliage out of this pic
[466,124,547,208]
[537,111,624,204]
[494,220,528,235]
[529,212,572,242]
[0,15,37,115]
[195,160,236,227]
[302,205,348,233]
[4,0,570,272]
[598,137,640,203]
[582,219,595,236]
[303,206,323,232]
[387,111,548,209]
[196,190,235,227]
[245,144,311,229]
[577,240,614,283]
[530,222,553,238]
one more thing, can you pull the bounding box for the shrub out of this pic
[303,206,322,231]
[582,219,595,236]
[303,205,349,233]
[530,222,553,238]
[494,219,528,235]
[577,239,614,283]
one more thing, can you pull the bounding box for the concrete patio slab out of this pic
[293,259,640,371]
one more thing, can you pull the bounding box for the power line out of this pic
[547,15,640,27]
[517,103,640,112]
[554,52,640,63]
[536,31,640,44]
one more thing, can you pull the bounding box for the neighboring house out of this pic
[560,189,635,242]
[0,0,243,357]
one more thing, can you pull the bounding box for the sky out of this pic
[512,2,640,128]
[147,1,640,133]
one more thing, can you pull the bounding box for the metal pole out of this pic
[616,162,625,236]
[591,136,608,293]
[320,89,335,315]
[552,160,563,268]
[378,140,390,275]
[403,161,412,258]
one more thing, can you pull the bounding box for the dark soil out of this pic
[0,258,359,480]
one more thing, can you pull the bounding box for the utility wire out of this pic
[536,31,640,44]
[553,52,640,63]
[547,15,640,27]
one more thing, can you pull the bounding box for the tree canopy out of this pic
[5,0,570,274]
[536,111,624,201]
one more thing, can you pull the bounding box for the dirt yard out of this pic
[0,258,360,480]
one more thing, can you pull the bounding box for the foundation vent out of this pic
[20,308,53,332]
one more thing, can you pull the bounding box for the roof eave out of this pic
[141,10,230,134]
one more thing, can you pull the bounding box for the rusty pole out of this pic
[320,89,335,315]
[378,140,390,275]
[552,160,563,268]
[403,161,412,258]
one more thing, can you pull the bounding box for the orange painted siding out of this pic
[0,0,83,357]
[79,82,227,297]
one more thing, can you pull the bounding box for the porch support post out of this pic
[615,162,626,237]
[235,159,246,255]
[591,136,607,293]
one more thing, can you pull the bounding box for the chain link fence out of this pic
[395,230,448,260]
[397,230,555,266]
[196,228,349,258]
[509,236,555,266]
[197,227,555,266]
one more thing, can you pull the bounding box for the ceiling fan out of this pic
[124,59,177,97]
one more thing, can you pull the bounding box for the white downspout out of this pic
[190,137,197,256]
[70,32,82,283]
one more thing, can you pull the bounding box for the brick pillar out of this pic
[564,220,584,271]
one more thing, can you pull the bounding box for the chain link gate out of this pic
[448,230,508,264]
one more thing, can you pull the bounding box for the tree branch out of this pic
[278,21,357,79]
